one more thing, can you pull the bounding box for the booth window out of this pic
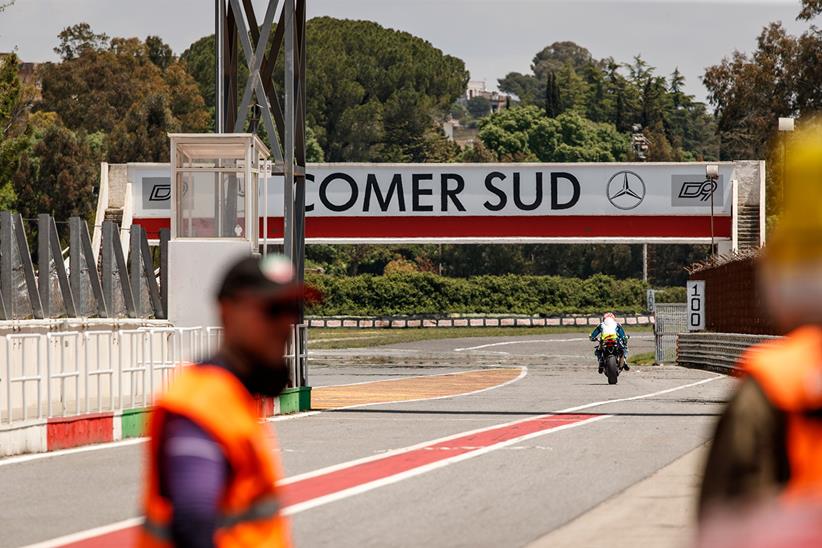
[176,171,247,238]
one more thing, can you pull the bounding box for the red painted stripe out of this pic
[47,413,114,452]
[133,215,731,240]
[58,413,596,547]
[280,413,593,507]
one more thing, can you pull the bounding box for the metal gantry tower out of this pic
[215,0,308,385]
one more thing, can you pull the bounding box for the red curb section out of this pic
[59,413,597,547]
[47,413,115,451]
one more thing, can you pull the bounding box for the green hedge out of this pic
[306,273,674,316]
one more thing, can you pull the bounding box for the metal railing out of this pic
[1,327,213,424]
[654,304,687,364]
[677,332,780,374]
[1,323,309,425]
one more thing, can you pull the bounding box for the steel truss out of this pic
[216,0,308,386]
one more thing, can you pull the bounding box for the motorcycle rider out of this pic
[589,312,630,373]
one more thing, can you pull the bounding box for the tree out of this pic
[53,23,109,60]
[459,140,497,163]
[478,106,628,162]
[799,0,822,19]
[146,35,174,71]
[466,96,491,118]
[544,71,561,118]
[182,18,468,162]
[12,121,98,221]
[40,28,209,136]
[107,93,179,163]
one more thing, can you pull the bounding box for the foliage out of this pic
[12,120,99,221]
[53,23,109,60]
[307,243,706,287]
[703,13,822,216]
[306,272,663,316]
[466,96,491,118]
[40,29,209,138]
[478,106,629,162]
[499,42,718,161]
[182,17,468,163]
[799,0,822,20]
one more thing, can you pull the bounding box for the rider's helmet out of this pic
[603,312,616,322]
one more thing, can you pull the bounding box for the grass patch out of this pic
[630,351,657,366]
[309,325,654,350]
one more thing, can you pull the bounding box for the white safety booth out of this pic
[168,134,269,327]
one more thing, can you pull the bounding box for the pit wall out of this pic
[0,388,311,458]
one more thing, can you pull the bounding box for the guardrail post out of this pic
[51,217,76,317]
[159,228,169,320]
[38,214,51,318]
[1,211,13,320]
[69,217,84,317]
[102,221,114,314]
[13,213,44,318]
[129,227,142,317]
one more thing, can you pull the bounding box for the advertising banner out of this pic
[128,162,735,243]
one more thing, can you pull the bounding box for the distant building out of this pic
[463,80,514,113]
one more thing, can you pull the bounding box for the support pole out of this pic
[642,244,648,283]
[216,0,225,132]
[283,0,295,262]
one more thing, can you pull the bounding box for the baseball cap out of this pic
[216,254,320,304]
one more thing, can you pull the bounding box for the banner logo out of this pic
[607,171,646,210]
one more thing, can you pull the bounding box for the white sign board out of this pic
[125,162,735,243]
[687,280,706,331]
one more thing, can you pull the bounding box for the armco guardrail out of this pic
[676,332,780,374]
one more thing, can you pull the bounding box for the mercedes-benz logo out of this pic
[607,171,646,210]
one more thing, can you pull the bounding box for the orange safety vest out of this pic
[139,365,292,547]
[743,325,822,501]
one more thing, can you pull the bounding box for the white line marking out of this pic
[557,375,724,413]
[454,335,654,352]
[0,438,147,468]
[281,415,611,516]
[455,338,588,351]
[21,518,144,548]
[20,374,725,547]
[0,368,526,466]
[281,374,722,485]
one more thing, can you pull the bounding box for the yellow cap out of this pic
[766,116,822,266]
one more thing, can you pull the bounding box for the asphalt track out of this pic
[0,332,736,548]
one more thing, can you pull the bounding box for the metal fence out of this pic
[0,211,167,321]
[1,324,307,425]
[654,303,687,364]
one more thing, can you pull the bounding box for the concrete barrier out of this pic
[307,314,654,329]
[676,332,780,375]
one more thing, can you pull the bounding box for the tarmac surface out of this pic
[0,332,736,548]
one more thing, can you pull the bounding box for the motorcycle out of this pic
[596,337,626,385]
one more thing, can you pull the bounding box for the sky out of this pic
[0,0,814,102]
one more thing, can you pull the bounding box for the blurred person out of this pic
[139,254,315,548]
[697,118,822,544]
[590,312,630,372]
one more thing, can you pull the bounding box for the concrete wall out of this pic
[167,240,252,328]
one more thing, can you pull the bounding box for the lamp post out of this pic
[706,164,719,254]
[778,117,795,213]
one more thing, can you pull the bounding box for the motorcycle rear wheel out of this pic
[605,355,619,385]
